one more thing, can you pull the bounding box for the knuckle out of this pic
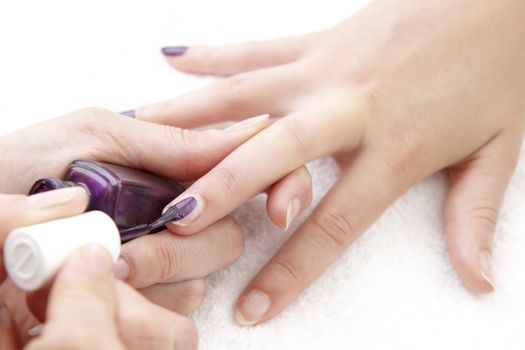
[219,75,250,110]
[120,312,159,341]
[163,126,199,175]
[223,218,245,263]
[270,257,304,287]
[211,166,239,196]
[382,126,425,176]
[309,209,356,252]
[152,237,184,282]
[467,205,498,232]
[275,119,310,160]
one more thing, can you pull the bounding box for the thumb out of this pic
[26,245,122,349]
[444,134,520,293]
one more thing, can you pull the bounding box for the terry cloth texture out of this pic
[193,143,525,350]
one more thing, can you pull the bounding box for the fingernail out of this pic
[235,290,271,327]
[224,114,269,133]
[161,46,188,56]
[163,195,204,227]
[27,187,82,210]
[480,250,495,290]
[285,198,302,231]
[120,110,136,118]
[27,324,43,337]
[114,258,130,280]
[66,244,112,275]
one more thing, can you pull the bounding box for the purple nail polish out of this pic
[120,110,136,118]
[29,160,185,242]
[165,197,197,220]
[161,46,188,56]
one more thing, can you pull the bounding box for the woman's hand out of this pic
[131,0,525,325]
[2,245,197,350]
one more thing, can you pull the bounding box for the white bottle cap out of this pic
[4,211,121,292]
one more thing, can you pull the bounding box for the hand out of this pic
[3,245,197,350]
[132,0,525,325]
[0,108,308,330]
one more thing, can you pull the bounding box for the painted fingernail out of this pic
[285,198,302,231]
[161,46,188,56]
[235,290,271,327]
[163,195,204,226]
[480,250,494,290]
[27,187,82,210]
[224,114,270,133]
[120,110,136,118]
[114,258,130,280]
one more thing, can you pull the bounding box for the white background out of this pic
[1,1,525,350]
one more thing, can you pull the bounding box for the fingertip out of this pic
[446,234,495,294]
[234,289,272,327]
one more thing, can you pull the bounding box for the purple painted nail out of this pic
[163,197,198,221]
[120,110,136,118]
[161,46,188,56]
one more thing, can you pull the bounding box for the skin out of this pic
[134,0,525,326]
[0,108,311,345]
[2,244,198,350]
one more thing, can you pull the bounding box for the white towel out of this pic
[193,148,525,350]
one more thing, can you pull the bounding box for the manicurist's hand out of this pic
[3,245,197,350]
[0,107,311,335]
[132,0,525,325]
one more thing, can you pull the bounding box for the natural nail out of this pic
[235,290,271,327]
[27,324,44,337]
[161,46,188,56]
[224,114,269,133]
[120,110,136,118]
[163,195,204,226]
[480,250,494,290]
[114,258,130,280]
[27,187,82,210]
[285,198,302,230]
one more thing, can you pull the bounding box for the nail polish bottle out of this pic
[29,160,187,241]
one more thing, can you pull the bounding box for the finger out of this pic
[29,245,121,349]
[139,278,207,315]
[266,166,313,230]
[0,188,88,282]
[26,285,51,322]
[116,217,243,288]
[1,279,40,344]
[164,107,363,234]
[134,63,305,127]
[115,281,198,350]
[444,133,520,293]
[234,154,402,326]
[0,302,21,350]
[161,32,320,76]
[66,108,269,182]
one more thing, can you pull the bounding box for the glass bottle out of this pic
[29,160,187,241]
